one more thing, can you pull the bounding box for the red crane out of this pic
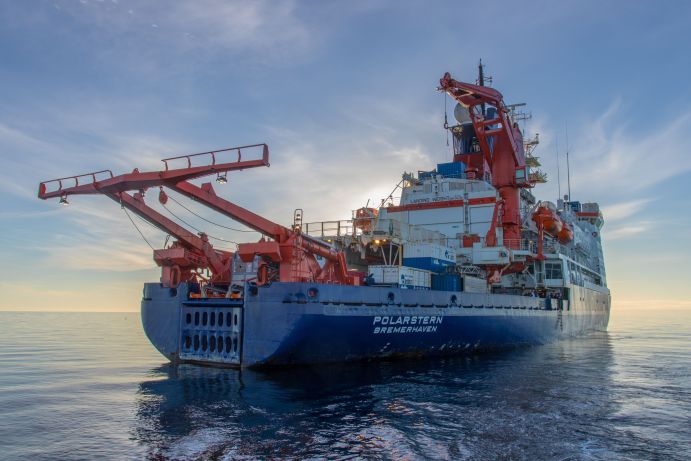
[38,143,357,288]
[438,72,529,249]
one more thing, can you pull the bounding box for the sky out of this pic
[1,0,690,312]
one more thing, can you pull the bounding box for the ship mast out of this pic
[478,59,486,117]
[565,122,572,201]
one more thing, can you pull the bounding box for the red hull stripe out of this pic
[576,212,599,217]
[387,197,495,213]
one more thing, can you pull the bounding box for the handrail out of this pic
[38,170,114,196]
[161,143,268,171]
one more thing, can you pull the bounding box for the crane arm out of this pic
[108,191,229,277]
[439,71,528,247]
[171,181,341,261]
[438,72,525,169]
[38,142,354,285]
[38,144,269,199]
[170,181,287,241]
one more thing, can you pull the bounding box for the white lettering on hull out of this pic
[372,316,443,334]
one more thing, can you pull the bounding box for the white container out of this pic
[462,275,488,293]
[368,265,431,289]
[231,254,260,285]
[403,242,456,264]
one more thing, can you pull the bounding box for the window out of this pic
[545,262,563,279]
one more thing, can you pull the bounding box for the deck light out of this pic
[216,173,228,184]
[59,195,69,206]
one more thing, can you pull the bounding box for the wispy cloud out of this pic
[601,198,653,223]
[603,221,652,241]
[570,101,691,197]
[170,0,310,55]
[51,0,316,65]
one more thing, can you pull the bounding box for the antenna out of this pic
[478,59,485,117]
[478,59,485,86]
[565,121,571,201]
[477,59,492,116]
[555,134,561,200]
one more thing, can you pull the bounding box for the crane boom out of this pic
[439,72,528,247]
[38,143,356,287]
[38,144,269,199]
[111,191,231,285]
[170,181,343,262]
[438,73,525,172]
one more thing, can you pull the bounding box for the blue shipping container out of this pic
[436,162,465,177]
[431,273,462,291]
[403,257,454,272]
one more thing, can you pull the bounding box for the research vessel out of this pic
[38,67,610,368]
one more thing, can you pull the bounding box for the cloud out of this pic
[51,0,315,65]
[569,101,691,197]
[170,0,310,55]
[600,198,653,223]
[35,222,171,273]
[603,221,652,241]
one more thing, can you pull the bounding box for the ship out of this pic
[38,65,610,368]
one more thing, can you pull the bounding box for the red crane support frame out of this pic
[38,143,356,287]
[439,72,527,248]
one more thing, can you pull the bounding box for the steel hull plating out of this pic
[141,282,610,368]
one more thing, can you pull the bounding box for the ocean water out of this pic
[0,310,689,461]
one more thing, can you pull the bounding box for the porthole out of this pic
[201,335,208,351]
[193,335,200,351]
[209,336,216,352]
[202,312,208,326]
[186,313,192,324]
[217,336,223,352]
[210,312,216,327]
[226,313,232,327]
[194,312,200,326]
[234,314,238,326]
[233,337,238,352]
[225,336,232,353]
[218,312,224,326]
[184,336,191,349]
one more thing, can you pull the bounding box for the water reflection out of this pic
[134,333,624,460]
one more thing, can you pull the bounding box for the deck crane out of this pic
[438,71,529,249]
[38,143,357,289]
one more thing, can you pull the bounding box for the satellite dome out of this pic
[454,103,472,124]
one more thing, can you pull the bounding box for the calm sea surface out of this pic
[0,309,689,461]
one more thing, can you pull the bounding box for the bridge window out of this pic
[545,262,563,279]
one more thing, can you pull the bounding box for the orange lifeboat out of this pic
[557,222,573,244]
[353,207,378,233]
[532,204,573,244]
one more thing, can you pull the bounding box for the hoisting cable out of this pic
[166,194,257,233]
[125,208,172,249]
[122,206,154,250]
[444,94,450,147]
[161,203,239,246]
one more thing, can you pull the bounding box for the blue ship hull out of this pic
[142,282,610,368]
